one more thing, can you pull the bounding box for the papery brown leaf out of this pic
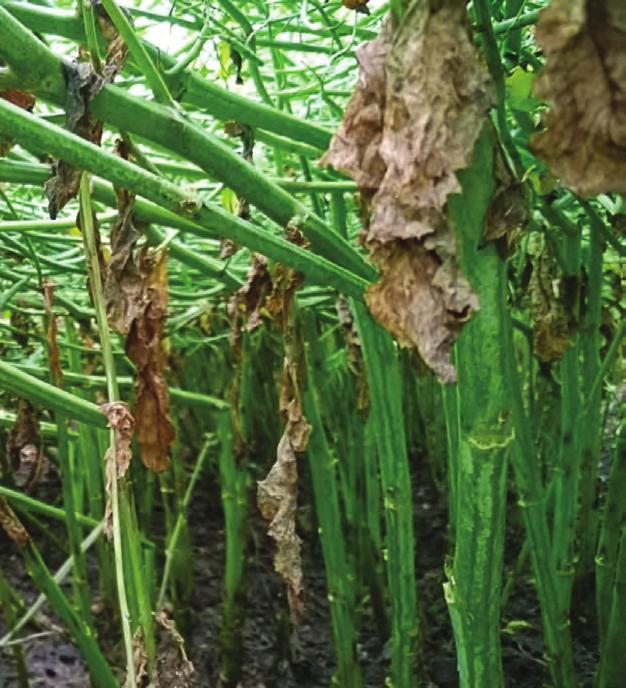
[529,238,578,362]
[483,150,528,248]
[153,610,195,687]
[0,497,29,549]
[104,188,143,335]
[42,279,63,388]
[45,62,104,219]
[0,90,35,156]
[257,431,304,619]
[228,254,272,344]
[125,248,175,473]
[321,1,492,382]
[45,20,128,218]
[336,297,369,411]
[257,246,308,620]
[532,0,626,196]
[100,401,134,537]
[7,399,45,491]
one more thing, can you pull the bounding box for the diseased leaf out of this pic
[45,62,104,219]
[153,610,195,687]
[257,431,304,620]
[7,399,45,491]
[45,19,128,218]
[0,90,35,156]
[257,249,308,620]
[532,0,626,196]
[104,187,143,335]
[42,279,64,388]
[125,248,176,473]
[0,497,29,549]
[227,254,272,345]
[100,401,134,537]
[321,1,492,382]
[528,236,578,362]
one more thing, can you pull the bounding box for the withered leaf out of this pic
[257,431,304,620]
[45,62,104,219]
[0,90,35,156]
[532,0,626,196]
[321,1,492,382]
[0,497,30,549]
[153,610,195,688]
[45,20,128,218]
[228,254,272,344]
[258,255,308,620]
[100,401,134,537]
[104,188,143,335]
[42,279,63,388]
[7,399,45,491]
[125,248,176,473]
[529,237,577,362]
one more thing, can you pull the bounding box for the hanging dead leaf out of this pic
[342,0,370,14]
[153,610,195,687]
[529,236,578,362]
[532,0,626,196]
[45,62,104,218]
[0,90,35,155]
[124,629,149,688]
[257,431,304,620]
[42,279,64,387]
[228,254,272,348]
[100,401,134,537]
[104,187,144,335]
[125,248,176,473]
[0,497,30,549]
[45,18,128,218]
[321,1,493,382]
[7,399,45,491]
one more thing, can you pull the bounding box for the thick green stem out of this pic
[443,127,509,688]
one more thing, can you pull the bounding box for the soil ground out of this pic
[0,454,598,687]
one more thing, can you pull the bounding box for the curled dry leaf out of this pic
[42,279,64,387]
[257,249,308,620]
[7,399,45,491]
[0,90,35,156]
[153,610,195,687]
[321,1,493,382]
[104,187,144,335]
[0,497,30,549]
[45,62,104,219]
[228,254,272,350]
[100,401,134,537]
[532,0,626,196]
[126,248,176,473]
[45,17,128,218]
[257,431,304,620]
[529,237,578,362]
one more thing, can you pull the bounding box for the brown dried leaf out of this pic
[529,239,578,362]
[0,497,30,549]
[532,0,626,196]
[45,62,104,219]
[0,90,35,156]
[125,248,175,473]
[257,431,304,620]
[104,188,143,335]
[153,610,195,687]
[7,399,45,491]
[228,254,272,342]
[321,2,492,382]
[100,401,134,537]
[42,279,63,387]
